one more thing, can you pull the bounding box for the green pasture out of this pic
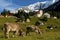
[0,16,60,40]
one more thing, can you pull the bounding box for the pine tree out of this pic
[1,9,10,16]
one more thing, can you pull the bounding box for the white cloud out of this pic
[53,0,56,3]
[0,0,19,12]
[0,0,59,12]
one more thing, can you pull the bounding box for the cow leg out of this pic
[38,29,42,35]
[26,31,28,36]
[13,31,16,38]
[35,30,38,34]
[4,30,7,38]
[19,32,24,37]
[35,29,42,35]
[15,30,18,37]
[21,32,25,37]
[5,30,10,38]
[19,32,22,36]
[26,31,30,36]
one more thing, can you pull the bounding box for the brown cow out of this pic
[4,22,24,38]
[26,25,42,36]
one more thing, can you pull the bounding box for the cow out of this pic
[26,25,42,36]
[4,22,24,38]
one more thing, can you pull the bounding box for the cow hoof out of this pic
[12,35,15,38]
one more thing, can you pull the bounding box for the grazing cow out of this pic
[47,25,57,30]
[4,22,24,38]
[26,25,42,36]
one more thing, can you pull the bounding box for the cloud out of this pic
[53,0,56,3]
[0,0,59,12]
[0,0,19,12]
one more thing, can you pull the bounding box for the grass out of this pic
[0,16,60,40]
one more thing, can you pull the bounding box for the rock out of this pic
[50,27,53,30]
[40,22,44,25]
[53,16,57,19]
[44,12,50,18]
[26,19,30,22]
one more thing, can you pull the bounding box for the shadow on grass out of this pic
[37,37,44,40]
[56,37,60,40]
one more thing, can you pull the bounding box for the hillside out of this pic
[44,0,60,12]
[11,0,58,13]
[0,16,60,40]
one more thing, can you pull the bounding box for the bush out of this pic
[40,15,48,22]
[35,21,40,26]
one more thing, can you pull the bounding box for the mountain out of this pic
[11,0,59,13]
[44,0,60,12]
[27,0,58,10]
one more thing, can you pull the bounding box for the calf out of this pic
[26,25,42,35]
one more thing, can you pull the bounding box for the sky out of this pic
[0,0,59,12]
